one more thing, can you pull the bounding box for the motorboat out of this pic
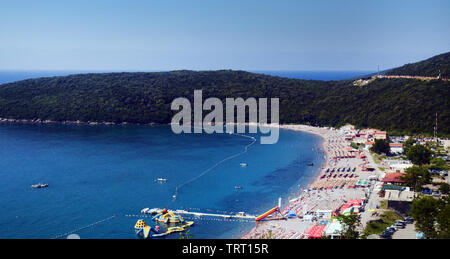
[31,183,49,189]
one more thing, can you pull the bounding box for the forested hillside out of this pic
[386,52,450,78]
[0,69,448,136]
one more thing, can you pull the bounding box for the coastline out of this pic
[238,124,332,239]
[1,118,338,239]
[241,124,375,239]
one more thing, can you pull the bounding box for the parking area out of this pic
[380,217,416,239]
[392,222,417,239]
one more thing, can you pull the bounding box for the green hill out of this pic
[386,52,450,78]
[0,58,449,136]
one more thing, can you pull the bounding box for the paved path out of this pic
[392,223,416,239]
[359,149,383,229]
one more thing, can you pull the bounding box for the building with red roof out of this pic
[382,172,405,185]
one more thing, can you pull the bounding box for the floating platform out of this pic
[142,208,256,220]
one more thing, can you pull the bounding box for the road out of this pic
[359,149,384,229]
[392,223,417,239]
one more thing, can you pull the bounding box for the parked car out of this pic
[393,222,405,229]
[405,217,414,224]
[388,225,400,231]
[432,192,442,197]
[381,230,394,239]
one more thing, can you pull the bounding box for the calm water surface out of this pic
[0,124,324,239]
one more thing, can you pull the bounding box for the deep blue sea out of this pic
[253,70,375,81]
[0,70,331,239]
[0,123,324,239]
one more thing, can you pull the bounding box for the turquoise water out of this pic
[0,123,324,239]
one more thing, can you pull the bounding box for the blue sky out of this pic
[1,0,449,71]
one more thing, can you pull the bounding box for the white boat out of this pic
[156,178,168,182]
[31,183,49,189]
[142,208,162,215]
[240,163,248,167]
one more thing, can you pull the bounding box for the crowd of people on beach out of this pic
[242,125,375,239]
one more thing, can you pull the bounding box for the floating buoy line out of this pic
[169,129,256,204]
[51,214,118,239]
[125,214,254,223]
[51,129,258,239]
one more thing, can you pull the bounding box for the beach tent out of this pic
[324,221,344,238]
[307,225,326,239]
[356,179,369,187]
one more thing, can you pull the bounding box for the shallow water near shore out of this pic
[0,123,324,239]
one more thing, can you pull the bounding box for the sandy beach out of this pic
[242,124,381,239]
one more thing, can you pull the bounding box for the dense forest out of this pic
[386,52,450,78]
[0,53,449,136]
[0,70,448,136]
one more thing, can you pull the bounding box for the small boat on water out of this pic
[156,178,168,182]
[307,163,314,166]
[234,186,242,190]
[31,183,48,189]
[240,163,248,167]
[141,208,163,215]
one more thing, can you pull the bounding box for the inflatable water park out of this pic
[135,199,288,239]
[152,209,185,223]
[134,209,194,239]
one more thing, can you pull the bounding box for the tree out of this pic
[410,196,450,239]
[429,157,448,170]
[439,183,450,195]
[402,137,416,155]
[436,201,450,239]
[400,166,431,192]
[370,139,390,155]
[338,215,360,239]
[409,196,441,239]
[406,144,432,165]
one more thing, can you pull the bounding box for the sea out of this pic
[0,124,324,239]
[0,70,360,239]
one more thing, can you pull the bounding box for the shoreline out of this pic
[241,124,375,239]
[1,118,339,239]
[238,124,332,239]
